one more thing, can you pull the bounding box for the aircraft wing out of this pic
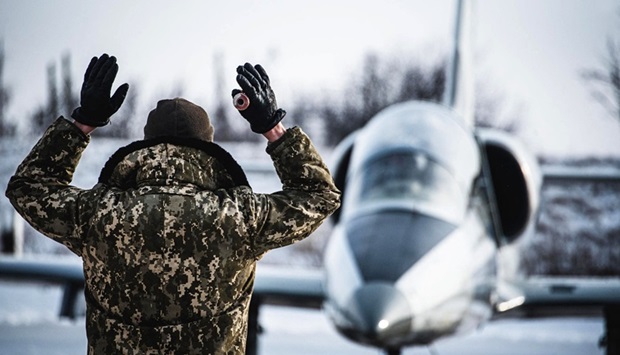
[0,255,85,318]
[496,277,620,317]
[253,263,325,309]
[0,255,83,283]
[0,257,326,317]
[542,165,620,183]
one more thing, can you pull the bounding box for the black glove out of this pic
[71,54,129,127]
[232,63,286,133]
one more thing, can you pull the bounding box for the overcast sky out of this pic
[1,0,619,158]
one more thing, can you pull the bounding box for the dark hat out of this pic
[144,98,214,142]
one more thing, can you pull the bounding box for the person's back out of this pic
[6,56,340,354]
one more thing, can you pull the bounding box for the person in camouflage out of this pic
[5,54,340,354]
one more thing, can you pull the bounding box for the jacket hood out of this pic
[98,136,250,190]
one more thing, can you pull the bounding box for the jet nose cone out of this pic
[347,283,412,343]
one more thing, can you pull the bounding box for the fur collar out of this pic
[98,135,250,187]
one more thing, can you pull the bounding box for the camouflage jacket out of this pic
[6,117,341,354]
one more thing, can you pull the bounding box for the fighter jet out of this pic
[1,1,619,355]
[251,1,620,354]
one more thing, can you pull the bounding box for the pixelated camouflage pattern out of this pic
[6,117,340,354]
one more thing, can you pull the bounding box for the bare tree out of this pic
[360,54,391,119]
[28,53,135,138]
[0,40,16,137]
[210,52,236,142]
[582,37,620,121]
[314,52,521,146]
[397,60,445,102]
[318,53,448,145]
[321,53,396,145]
[61,53,78,118]
[30,63,59,135]
[47,63,59,121]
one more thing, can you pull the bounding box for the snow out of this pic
[523,176,620,276]
[0,281,606,354]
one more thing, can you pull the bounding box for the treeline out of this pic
[4,44,619,145]
[2,13,620,143]
[0,42,15,137]
[0,45,526,144]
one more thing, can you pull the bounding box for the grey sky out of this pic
[476,0,620,157]
[1,0,619,158]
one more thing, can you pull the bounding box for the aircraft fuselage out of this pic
[323,102,501,349]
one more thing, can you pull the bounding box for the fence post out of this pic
[0,208,24,257]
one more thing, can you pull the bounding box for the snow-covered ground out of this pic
[522,171,620,276]
[0,281,606,355]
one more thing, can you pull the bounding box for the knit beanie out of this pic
[144,98,214,142]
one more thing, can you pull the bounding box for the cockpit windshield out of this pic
[344,150,466,224]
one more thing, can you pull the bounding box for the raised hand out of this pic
[71,54,129,127]
[232,63,285,133]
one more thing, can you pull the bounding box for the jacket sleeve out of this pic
[244,126,341,257]
[5,118,92,255]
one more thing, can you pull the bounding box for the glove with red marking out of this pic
[232,63,286,133]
